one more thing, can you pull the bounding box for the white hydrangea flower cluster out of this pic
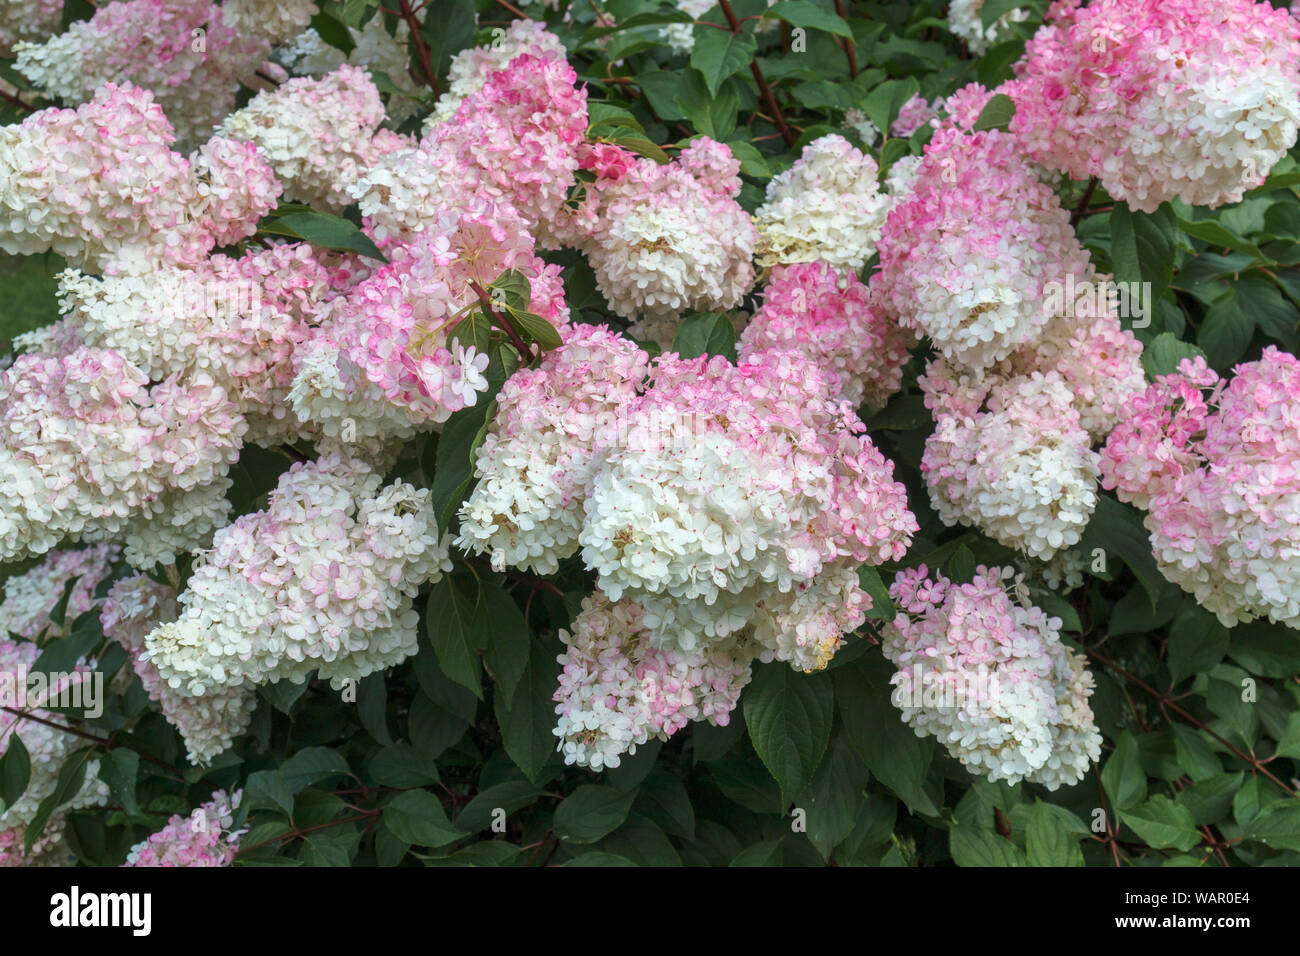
[142,454,452,696]
[553,591,757,771]
[753,135,893,273]
[0,346,247,567]
[883,564,1102,790]
[578,139,757,335]
[0,639,111,864]
[0,0,61,54]
[920,368,1100,561]
[219,65,398,212]
[946,0,1031,56]
[223,0,319,45]
[456,326,651,576]
[101,574,256,766]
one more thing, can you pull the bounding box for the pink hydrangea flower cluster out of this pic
[873,85,1092,371]
[354,49,587,243]
[553,591,756,771]
[223,0,319,46]
[738,261,914,409]
[219,65,397,212]
[102,574,256,765]
[298,199,567,432]
[123,790,244,867]
[455,325,651,576]
[883,564,1102,789]
[920,366,1100,560]
[0,543,117,639]
[1100,348,1300,629]
[461,336,918,666]
[892,93,940,136]
[753,134,891,273]
[0,345,246,567]
[0,83,280,273]
[142,454,452,695]
[0,638,110,866]
[556,137,756,343]
[61,242,360,445]
[1006,0,1300,212]
[14,0,271,149]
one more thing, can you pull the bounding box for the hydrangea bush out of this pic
[1,0,1299,869]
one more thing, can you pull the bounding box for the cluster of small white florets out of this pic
[0,639,111,866]
[0,0,61,54]
[0,345,246,567]
[920,367,1100,561]
[58,242,359,445]
[754,135,894,273]
[219,64,400,212]
[102,574,256,765]
[553,591,756,771]
[224,0,320,46]
[461,335,917,663]
[883,564,1102,789]
[142,453,452,696]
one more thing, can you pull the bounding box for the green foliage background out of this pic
[2,0,1299,867]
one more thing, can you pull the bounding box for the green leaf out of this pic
[1141,331,1206,379]
[281,747,350,793]
[357,672,393,745]
[1101,731,1147,812]
[1242,802,1300,851]
[1198,286,1257,370]
[502,304,564,351]
[857,565,894,620]
[672,311,737,361]
[1172,725,1222,782]
[730,838,784,867]
[690,28,756,97]
[370,741,440,788]
[1120,796,1202,852]
[1166,603,1229,684]
[263,210,386,261]
[633,769,696,840]
[420,0,476,78]
[743,664,834,803]
[480,579,529,701]
[972,93,1016,132]
[311,11,356,55]
[454,780,540,833]
[675,69,739,141]
[579,9,693,45]
[554,785,637,844]
[0,734,31,816]
[96,749,139,816]
[725,139,771,179]
[1081,495,1172,611]
[259,677,311,717]
[834,659,938,817]
[25,749,92,853]
[1026,799,1085,866]
[1177,217,1264,259]
[383,790,462,848]
[981,0,1031,29]
[494,639,561,783]
[863,77,920,138]
[424,575,484,699]
[765,1,853,38]
[48,575,79,630]
[245,769,295,818]
[1176,773,1243,826]
[1110,202,1176,309]
[801,735,870,860]
[429,397,493,533]
[949,827,1026,866]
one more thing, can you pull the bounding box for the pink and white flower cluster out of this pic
[142,454,452,696]
[883,564,1102,789]
[102,574,256,765]
[123,789,244,867]
[0,543,117,639]
[1101,348,1300,629]
[1006,0,1300,212]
